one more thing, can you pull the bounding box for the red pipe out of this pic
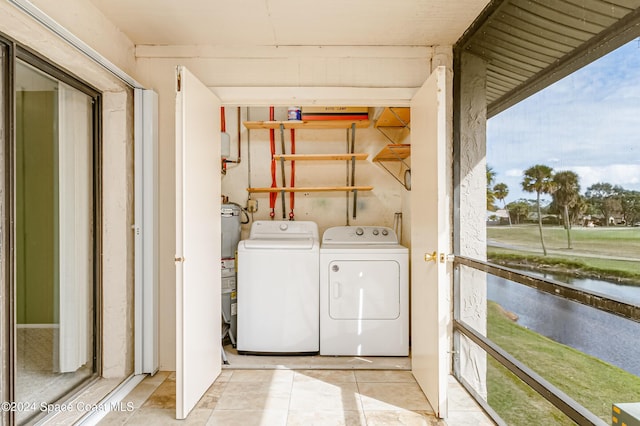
[289,129,295,220]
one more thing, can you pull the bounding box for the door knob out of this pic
[424,251,437,262]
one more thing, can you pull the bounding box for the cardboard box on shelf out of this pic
[301,106,369,121]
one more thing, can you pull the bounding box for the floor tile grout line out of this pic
[354,371,369,425]
[107,369,489,426]
[210,372,231,416]
[284,369,294,426]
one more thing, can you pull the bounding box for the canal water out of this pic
[487,272,640,376]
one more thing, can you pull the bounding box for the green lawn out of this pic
[487,301,640,424]
[487,225,640,279]
[488,248,640,280]
[487,225,640,258]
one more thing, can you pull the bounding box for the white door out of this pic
[175,66,222,419]
[410,65,452,418]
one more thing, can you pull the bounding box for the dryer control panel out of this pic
[322,226,398,244]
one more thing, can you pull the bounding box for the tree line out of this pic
[487,164,640,255]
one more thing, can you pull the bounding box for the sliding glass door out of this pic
[9,55,99,424]
[0,39,10,426]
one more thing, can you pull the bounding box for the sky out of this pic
[487,38,640,205]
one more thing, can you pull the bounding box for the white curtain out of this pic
[56,83,92,373]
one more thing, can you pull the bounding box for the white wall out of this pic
[136,47,433,370]
[0,1,136,379]
[457,51,488,397]
[132,60,178,370]
[136,45,432,90]
[0,2,128,92]
[28,0,137,78]
[101,89,135,377]
[223,106,409,237]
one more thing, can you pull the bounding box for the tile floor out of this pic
[98,369,495,425]
[221,344,412,370]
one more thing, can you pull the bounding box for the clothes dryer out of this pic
[320,226,409,356]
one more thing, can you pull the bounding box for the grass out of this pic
[488,249,640,282]
[487,225,640,281]
[487,301,640,424]
[487,224,640,258]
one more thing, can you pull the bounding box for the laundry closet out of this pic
[173,66,450,419]
[219,105,412,363]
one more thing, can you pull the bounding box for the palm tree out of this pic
[552,171,580,249]
[493,182,511,226]
[522,164,555,255]
[486,165,497,210]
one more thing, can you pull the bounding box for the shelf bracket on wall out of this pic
[374,107,410,145]
[373,144,411,190]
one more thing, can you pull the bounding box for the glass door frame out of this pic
[0,34,14,426]
[0,33,103,425]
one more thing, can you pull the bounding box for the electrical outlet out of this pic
[247,199,258,213]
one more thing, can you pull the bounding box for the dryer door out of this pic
[329,260,400,320]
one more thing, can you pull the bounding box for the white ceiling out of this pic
[88,0,490,47]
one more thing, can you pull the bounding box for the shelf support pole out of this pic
[352,189,358,219]
[350,123,356,186]
[350,123,358,219]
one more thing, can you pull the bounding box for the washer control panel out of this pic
[322,226,398,244]
[249,220,319,239]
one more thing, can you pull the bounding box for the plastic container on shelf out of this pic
[287,106,301,120]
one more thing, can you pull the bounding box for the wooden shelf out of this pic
[247,186,373,193]
[374,107,410,128]
[273,153,368,161]
[373,144,411,162]
[243,120,370,130]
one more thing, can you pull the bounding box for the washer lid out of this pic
[249,220,319,240]
[243,238,316,250]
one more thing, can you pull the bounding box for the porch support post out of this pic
[455,51,489,398]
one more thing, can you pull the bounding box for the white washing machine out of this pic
[320,226,409,356]
[236,220,319,354]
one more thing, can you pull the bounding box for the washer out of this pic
[320,226,409,356]
[236,220,319,354]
